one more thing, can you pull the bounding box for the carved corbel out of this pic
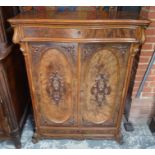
[140,27,146,44]
[136,26,146,45]
[12,26,27,57]
[12,26,21,44]
[131,26,148,57]
[130,44,140,57]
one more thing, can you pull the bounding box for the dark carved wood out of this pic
[8,9,150,143]
[48,71,65,105]
[0,7,30,148]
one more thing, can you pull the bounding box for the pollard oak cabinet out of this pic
[9,10,150,143]
[0,6,30,148]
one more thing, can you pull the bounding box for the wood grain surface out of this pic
[8,9,150,142]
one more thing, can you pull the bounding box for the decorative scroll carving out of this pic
[91,73,111,106]
[83,45,96,59]
[61,45,75,57]
[82,44,103,61]
[82,44,129,60]
[10,26,27,57]
[12,26,20,44]
[81,117,114,126]
[111,44,129,54]
[131,44,140,57]
[31,45,44,53]
[40,114,74,126]
[139,27,146,44]
[31,46,40,53]
[48,71,64,105]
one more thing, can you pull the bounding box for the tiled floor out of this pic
[0,116,155,149]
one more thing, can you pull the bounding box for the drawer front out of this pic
[23,26,138,41]
[29,42,78,127]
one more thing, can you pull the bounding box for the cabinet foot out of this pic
[115,134,124,145]
[15,142,22,149]
[124,122,134,132]
[149,117,155,133]
[32,133,39,144]
[13,135,22,149]
[11,129,22,148]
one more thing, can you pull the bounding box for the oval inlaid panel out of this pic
[39,49,73,124]
[81,49,119,125]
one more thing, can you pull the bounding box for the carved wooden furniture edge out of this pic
[10,24,147,57]
[0,44,13,61]
[11,25,148,44]
[8,18,151,26]
[131,43,140,57]
[12,26,21,44]
[10,26,26,56]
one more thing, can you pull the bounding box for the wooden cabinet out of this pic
[9,9,150,143]
[0,7,30,148]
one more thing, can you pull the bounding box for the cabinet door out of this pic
[29,43,77,127]
[80,43,130,127]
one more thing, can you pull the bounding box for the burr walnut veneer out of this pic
[9,10,150,143]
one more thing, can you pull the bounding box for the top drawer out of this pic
[22,26,141,42]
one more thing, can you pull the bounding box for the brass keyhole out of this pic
[78,31,81,35]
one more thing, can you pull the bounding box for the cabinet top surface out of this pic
[9,10,150,26]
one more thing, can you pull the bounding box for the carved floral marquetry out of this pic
[91,73,111,106]
[48,71,64,105]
